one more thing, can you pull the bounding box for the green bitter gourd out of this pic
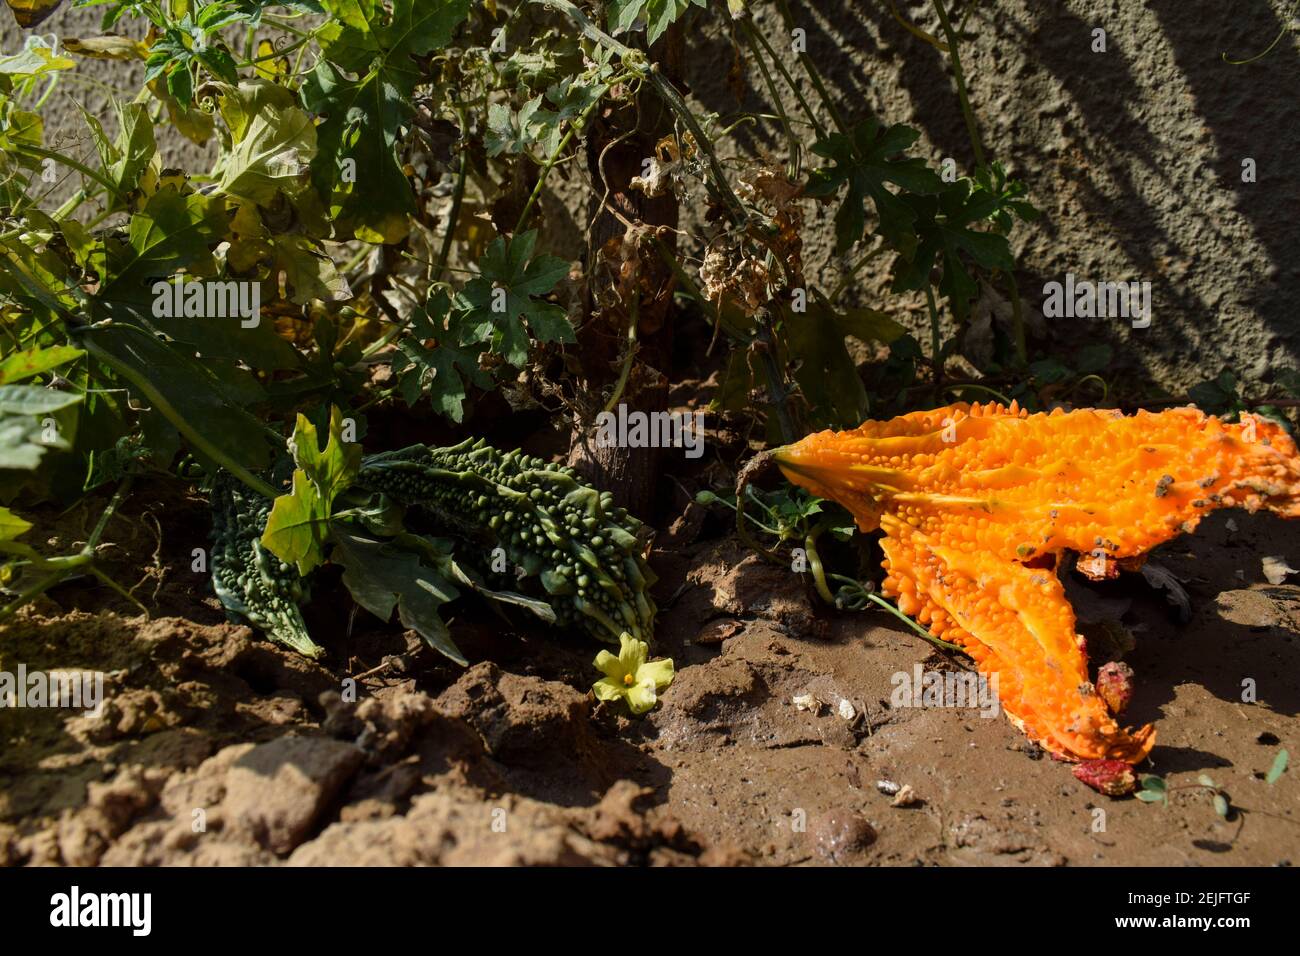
[356,439,657,644]
[209,471,324,659]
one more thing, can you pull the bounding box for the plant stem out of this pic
[829,240,888,301]
[744,16,825,144]
[772,0,850,137]
[15,144,120,197]
[78,333,281,500]
[740,20,800,177]
[514,91,606,235]
[238,34,312,68]
[0,478,137,622]
[0,570,65,621]
[804,522,837,603]
[603,295,639,414]
[925,284,944,396]
[858,588,966,653]
[528,0,749,225]
[1222,0,1299,64]
[435,147,469,281]
[932,0,986,167]
[755,309,796,444]
[943,381,1010,404]
[645,66,749,224]
[87,477,132,549]
[704,491,783,537]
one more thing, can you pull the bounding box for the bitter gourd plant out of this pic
[208,424,659,665]
[209,471,324,660]
[356,439,657,645]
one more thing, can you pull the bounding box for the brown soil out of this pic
[1,473,1296,867]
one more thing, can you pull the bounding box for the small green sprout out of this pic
[592,633,674,715]
[1136,774,1168,806]
[1138,772,1232,818]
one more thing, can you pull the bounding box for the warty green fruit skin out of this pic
[356,438,657,644]
[209,472,323,659]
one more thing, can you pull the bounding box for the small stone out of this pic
[693,619,742,646]
[792,693,820,713]
[876,780,900,796]
[223,737,364,854]
[837,698,856,720]
[811,809,876,863]
[891,784,919,807]
[1262,555,1297,585]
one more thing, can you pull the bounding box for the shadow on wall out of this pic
[1016,7,1210,363]
[683,1,1299,389]
[1147,0,1300,361]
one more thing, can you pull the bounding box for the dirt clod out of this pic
[811,809,877,863]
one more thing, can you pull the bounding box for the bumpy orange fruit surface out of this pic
[775,402,1300,762]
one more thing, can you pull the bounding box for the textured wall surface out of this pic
[6,1,1298,392]
[684,1,1300,391]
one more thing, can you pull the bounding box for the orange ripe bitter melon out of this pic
[774,402,1300,763]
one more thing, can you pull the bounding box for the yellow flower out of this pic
[592,633,674,715]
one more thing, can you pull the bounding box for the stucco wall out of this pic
[685,1,1300,391]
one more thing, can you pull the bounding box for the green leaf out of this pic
[807,118,943,254]
[396,532,557,624]
[305,0,472,243]
[0,346,83,385]
[0,503,37,559]
[0,408,69,470]
[607,0,707,45]
[0,384,82,415]
[391,289,491,421]
[167,61,194,104]
[0,105,45,210]
[1140,774,1167,792]
[485,97,543,157]
[332,526,467,665]
[485,80,604,158]
[890,179,1017,323]
[215,81,317,204]
[79,100,156,210]
[89,186,304,369]
[81,323,275,473]
[455,230,574,367]
[1074,343,1113,375]
[783,294,904,429]
[0,34,75,76]
[1188,372,1241,415]
[262,406,362,575]
[226,199,351,309]
[1029,358,1070,385]
[99,186,228,298]
[1266,748,1288,785]
[0,505,31,541]
[1213,794,1230,818]
[538,76,604,153]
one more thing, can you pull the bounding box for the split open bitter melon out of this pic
[209,471,324,659]
[356,439,657,643]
